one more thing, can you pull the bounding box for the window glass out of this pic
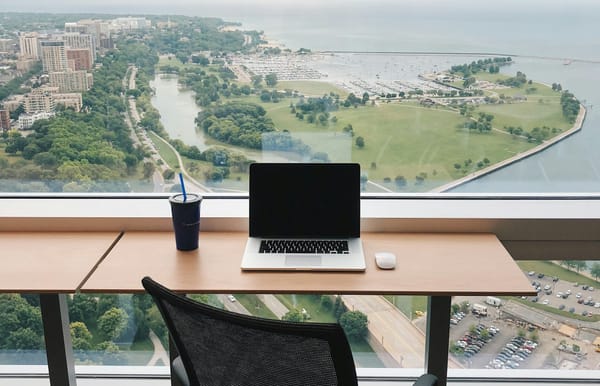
[448,260,600,372]
[0,1,598,194]
[0,294,46,365]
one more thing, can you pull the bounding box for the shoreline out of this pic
[431,104,587,193]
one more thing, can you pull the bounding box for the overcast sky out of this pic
[2,0,597,14]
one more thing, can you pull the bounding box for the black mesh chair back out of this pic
[141,276,358,386]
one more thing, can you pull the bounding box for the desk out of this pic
[83,231,535,385]
[0,232,121,386]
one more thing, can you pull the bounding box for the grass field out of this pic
[277,80,349,98]
[383,295,428,320]
[233,294,277,319]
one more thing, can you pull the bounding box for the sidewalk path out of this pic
[146,329,169,367]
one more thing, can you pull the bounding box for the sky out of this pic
[1,0,597,15]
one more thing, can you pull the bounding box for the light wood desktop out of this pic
[82,231,533,296]
[0,232,120,293]
[0,231,121,386]
[82,231,534,386]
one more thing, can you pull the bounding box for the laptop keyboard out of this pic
[259,240,349,254]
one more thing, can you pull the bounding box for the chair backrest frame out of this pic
[142,276,358,386]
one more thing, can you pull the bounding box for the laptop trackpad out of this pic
[285,255,322,267]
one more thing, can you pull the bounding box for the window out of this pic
[1,0,599,383]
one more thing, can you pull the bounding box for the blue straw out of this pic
[179,172,187,202]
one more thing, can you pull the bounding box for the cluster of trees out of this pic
[196,102,311,155]
[291,94,341,125]
[282,296,368,341]
[560,91,580,124]
[196,102,275,148]
[559,261,600,280]
[464,112,495,133]
[147,16,259,62]
[343,92,370,107]
[450,57,512,77]
[0,43,157,192]
[0,294,43,351]
[67,293,166,364]
[453,157,491,174]
[499,71,529,88]
[0,62,42,100]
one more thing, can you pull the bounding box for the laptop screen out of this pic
[249,163,360,238]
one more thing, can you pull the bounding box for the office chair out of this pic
[142,276,438,386]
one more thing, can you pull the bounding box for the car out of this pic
[528,271,535,276]
[578,298,584,304]
[558,304,565,310]
[582,285,589,290]
[595,302,600,308]
[531,297,538,302]
[450,318,458,325]
[537,273,545,278]
[590,286,595,291]
[545,290,552,295]
[576,292,582,298]
[556,292,563,297]
[227,295,236,302]
[552,276,559,282]
[544,284,551,290]
[542,299,549,305]
[582,310,589,316]
[566,289,572,295]
[569,307,575,313]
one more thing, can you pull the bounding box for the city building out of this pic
[53,92,83,112]
[49,70,93,92]
[17,111,54,130]
[0,38,15,53]
[40,41,68,73]
[66,48,93,70]
[0,109,11,131]
[61,33,96,62]
[23,88,55,114]
[18,32,40,59]
[110,17,151,31]
[16,58,38,72]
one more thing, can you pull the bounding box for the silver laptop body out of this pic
[241,163,366,271]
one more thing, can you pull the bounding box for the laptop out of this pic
[241,162,365,271]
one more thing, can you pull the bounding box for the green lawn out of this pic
[277,80,349,97]
[383,295,428,320]
[517,261,600,287]
[275,294,337,323]
[213,74,569,192]
[148,131,180,169]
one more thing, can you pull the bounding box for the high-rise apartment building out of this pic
[19,32,40,59]
[23,88,55,114]
[0,110,10,131]
[49,70,93,92]
[67,48,93,71]
[61,33,96,62]
[40,41,68,73]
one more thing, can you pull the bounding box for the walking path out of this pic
[146,329,169,367]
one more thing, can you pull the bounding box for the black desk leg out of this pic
[40,293,77,386]
[425,296,451,386]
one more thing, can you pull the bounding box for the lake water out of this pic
[148,0,600,193]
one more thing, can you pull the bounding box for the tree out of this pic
[70,321,93,351]
[361,92,369,104]
[143,162,156,179]
[7,328,43,350]
[355,136,365,148]
[265,73,278,87]
[98,307,128,341]
[591,262,600,279]
[339,311,368,341]
[320,295,333,310]
[282,308,304,322]
[394,175,407,188]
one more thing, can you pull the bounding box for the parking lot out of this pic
[525,271,599,317]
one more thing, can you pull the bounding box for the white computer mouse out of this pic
[374,252,396,269]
